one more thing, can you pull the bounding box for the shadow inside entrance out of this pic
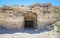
[24,21,35,29]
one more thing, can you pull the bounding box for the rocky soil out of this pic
[0,26,57,38]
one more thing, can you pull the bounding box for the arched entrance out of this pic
[24,12,37,29]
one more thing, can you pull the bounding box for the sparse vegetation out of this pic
[56,23,60,28]
[56,21,60,32]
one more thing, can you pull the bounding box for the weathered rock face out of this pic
[0,3,60,30]
[29,3,60,29]
[0,13,24,30]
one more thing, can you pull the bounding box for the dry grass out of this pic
[56,22,60,32]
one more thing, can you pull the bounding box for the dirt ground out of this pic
[0,26,57,38]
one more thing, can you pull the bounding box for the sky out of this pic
[0,0,60,7]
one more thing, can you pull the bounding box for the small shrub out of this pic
[56,22,60,28]
[56,22,60,32]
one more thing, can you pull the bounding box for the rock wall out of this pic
[0,15,24,30]
[0,3,60,30]
[37,14,56,29]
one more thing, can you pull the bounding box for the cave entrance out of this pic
[24,20,35,29]
[24,12,37,29]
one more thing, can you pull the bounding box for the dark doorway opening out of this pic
[24,21,34,29]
